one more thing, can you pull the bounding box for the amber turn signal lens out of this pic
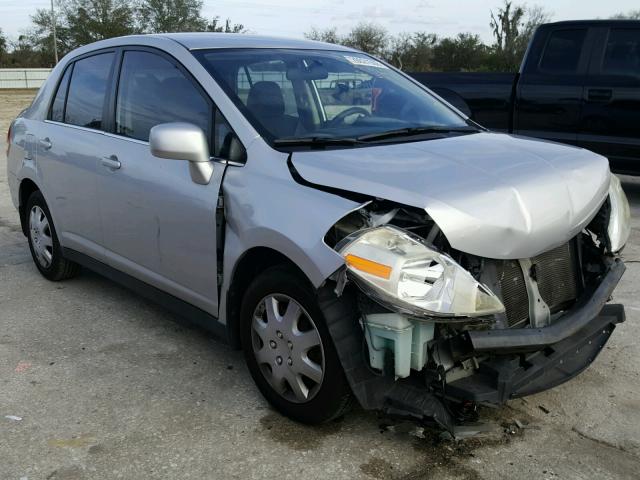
[344,254,392,279]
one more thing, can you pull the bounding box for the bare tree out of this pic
[206,16,245,33]
[305,27,340,44]
[611,10,640,19]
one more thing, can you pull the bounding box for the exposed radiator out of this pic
[532,241,580,313]
[496,241,580,328]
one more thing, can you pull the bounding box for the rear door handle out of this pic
[587,88,613,102]
[39,137,52,150]
[101,155,121,170]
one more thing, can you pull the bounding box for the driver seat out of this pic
[246,81,298,138]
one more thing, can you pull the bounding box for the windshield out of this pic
[194,48,472,147]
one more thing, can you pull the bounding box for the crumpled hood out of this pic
[291,132,611,259]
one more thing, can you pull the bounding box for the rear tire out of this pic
[25,190,80,281]
[240,266,353,424]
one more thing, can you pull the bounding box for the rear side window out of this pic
[539,29,587,74]
[50,66,72,122]
[603,28,640,75]
[115,50,210,142]
[65,52,115,129]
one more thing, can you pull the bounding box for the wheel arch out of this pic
[18,178,41,236]
[225,246,316,349]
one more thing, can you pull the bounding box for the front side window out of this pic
[195,49,471,146]
[65,52,115,129]
[602,28,640,75]
[539,29,586,74]
[115,50,210,142]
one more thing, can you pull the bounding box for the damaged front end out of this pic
[321,177,629,433]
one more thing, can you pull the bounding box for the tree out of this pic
[611,10,640,19]
[206,16,245,33]
[62,0,138,48]
[27,6,72,63]
[305,27,340,44]
[343,22,388,57]
[387,32,437,71]
[432,33,489,72]
[137,0,206,33]
[489,0,525,71]
[489,1,551,71]
[0,28,6,66]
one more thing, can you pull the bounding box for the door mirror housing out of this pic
[149,122,213,184]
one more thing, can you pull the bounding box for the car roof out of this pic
[155,32,357,51]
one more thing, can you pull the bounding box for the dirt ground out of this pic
[1,90,640,479]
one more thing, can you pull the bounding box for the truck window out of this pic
[65,52,115,130]
[602,29,640,76]
[539,29,587,74]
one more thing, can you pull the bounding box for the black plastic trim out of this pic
[468,259,625,352]
[286,154,371,203]
[63,248,229,342]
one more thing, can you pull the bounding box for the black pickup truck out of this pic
[412,20,640,175]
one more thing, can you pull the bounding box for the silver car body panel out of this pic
[291,132,611,259]
[6,33,612,329]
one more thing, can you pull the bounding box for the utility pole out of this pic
[50,0,59,64]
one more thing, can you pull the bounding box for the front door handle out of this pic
[587,88,613,102]
[101,155,121,170]
[39,137,52,150]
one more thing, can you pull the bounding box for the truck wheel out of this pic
[25,191,80,281]
[240,266,353,424]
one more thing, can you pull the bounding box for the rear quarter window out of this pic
[49,66,72,122]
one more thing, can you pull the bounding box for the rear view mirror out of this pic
[286,62,329,81]
[149,122,213,184]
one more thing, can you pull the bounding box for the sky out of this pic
[0,0,638,43]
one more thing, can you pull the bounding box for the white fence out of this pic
[0,68,52,89]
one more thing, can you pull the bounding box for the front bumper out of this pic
[445,259,626,405]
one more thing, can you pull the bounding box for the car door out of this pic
[97,48,240,316]
[38,51,116,258]
[579,26,640,174]
[514,27,593,146]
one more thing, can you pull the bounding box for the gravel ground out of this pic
[1,90,639,480]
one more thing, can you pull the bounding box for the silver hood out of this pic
[291,132,611,259]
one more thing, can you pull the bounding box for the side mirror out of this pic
[149,122,213,185]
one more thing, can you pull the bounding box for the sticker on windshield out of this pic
[344,55,388,69]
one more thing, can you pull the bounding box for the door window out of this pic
[115,51,210,142]
[539,29,587,74]
[65,52,115,129]
[602,29,640,76]
[49,66,72,122]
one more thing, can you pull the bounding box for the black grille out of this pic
[532,241,579,313]
[497,260,529,327]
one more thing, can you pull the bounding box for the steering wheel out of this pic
[327,107,371,127]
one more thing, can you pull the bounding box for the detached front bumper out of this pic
[445,259,626,405]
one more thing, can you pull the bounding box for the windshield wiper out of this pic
[356,126,479,142]
[273,136,362,148]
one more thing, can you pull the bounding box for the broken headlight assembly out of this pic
[337,225,505,319]
[607,175,631,254]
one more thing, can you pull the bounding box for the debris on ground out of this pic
[5,415,23,421]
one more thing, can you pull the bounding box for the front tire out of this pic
[25,190,80,281]
[240,267,353,424]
